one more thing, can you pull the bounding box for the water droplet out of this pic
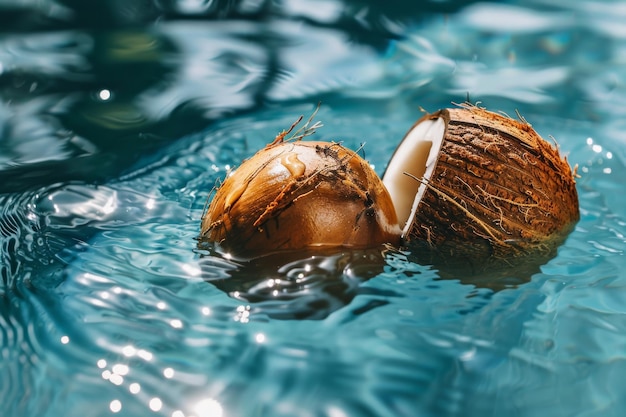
[112,364,129,376]
[99,89,112,101]
[122,345,137,357]
[129,383,141,394]
[110,400,122,413]
[194,398,223,417]
[137,349,153,361]
[109,373,124,386]
[149,397,163,412]
[163,367,175,378]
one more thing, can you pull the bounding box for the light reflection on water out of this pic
[1,1,626,416]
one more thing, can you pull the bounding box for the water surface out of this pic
[1,1,626,416]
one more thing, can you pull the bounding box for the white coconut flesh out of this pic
[382,117,446,237]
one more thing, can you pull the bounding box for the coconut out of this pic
[382,104,579,274]
[200,120,401,258]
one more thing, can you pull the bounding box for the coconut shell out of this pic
[201,140,401,258]
[387,105,579,270]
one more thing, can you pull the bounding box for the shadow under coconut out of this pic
[407,234,568,291]
[196,237,571,319]
[197,244,403,320]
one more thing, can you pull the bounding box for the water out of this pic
[2,0,626,416]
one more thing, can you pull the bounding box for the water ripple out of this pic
[3,2,626,416]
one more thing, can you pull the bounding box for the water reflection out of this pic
[0,23,268,192]
[198,245,398,319]
[407,239,564,291]
[0,0,486,195]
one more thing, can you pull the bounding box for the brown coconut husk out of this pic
[399,105,579,280]
[200,112,401,258]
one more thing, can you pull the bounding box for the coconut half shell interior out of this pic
[382,117,446,236]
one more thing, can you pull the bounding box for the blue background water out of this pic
[2,1,626,416]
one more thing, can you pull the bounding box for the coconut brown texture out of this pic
[201,141,401,258]
[405,106,579,271]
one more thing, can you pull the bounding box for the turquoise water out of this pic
[2,1,626,416]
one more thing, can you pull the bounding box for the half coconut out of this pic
[381,106,579,280]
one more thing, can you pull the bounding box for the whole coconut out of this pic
[201,138,401,258]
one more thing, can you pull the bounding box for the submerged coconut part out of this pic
[382,105,579,266]
[201,138,401,258]
[199,246,389,319]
